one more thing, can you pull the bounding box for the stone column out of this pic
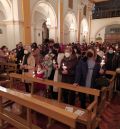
[22,0,31,44]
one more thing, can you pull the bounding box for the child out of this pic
[34,64,46,96]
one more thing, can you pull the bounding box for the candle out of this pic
[101,59,105,68]
[32,71,35,77]
[97,48,99,52]
[6,52,9,56]
[103,56,105,59]
[19,60,22,65]
[53,60,56,64]
[62,63,67,70]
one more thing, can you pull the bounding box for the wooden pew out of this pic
[92,70,116,129]
[9,73,100,129]
[105,70,116,101]
[0,86,78,129]
[0,62,17,80]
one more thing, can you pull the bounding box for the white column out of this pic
[6,0,23,49]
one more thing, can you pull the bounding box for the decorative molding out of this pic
[0,20,24,25]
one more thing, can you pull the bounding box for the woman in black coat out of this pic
[74,48,103,108]
[59,46,77,105]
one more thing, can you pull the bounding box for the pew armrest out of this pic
[87,100,97,112]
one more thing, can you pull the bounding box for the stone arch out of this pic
[0,0,12,48]
[95,23,120,43]
[0,0,12,20]
[31,0,57,44]
[95,21,120,38]
[64,11,77,43]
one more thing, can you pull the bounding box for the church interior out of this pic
[0,0,120,129]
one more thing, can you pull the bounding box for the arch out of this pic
[64,11,77,43]
[64,11,77,30]
[95,21,120,38]
[95,23,120,43]
[31,0,57,43]
[32,0,57,27]
[0,0,12,20]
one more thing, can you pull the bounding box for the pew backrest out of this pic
[0,86,78,128]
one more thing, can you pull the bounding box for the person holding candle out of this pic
[20,45,35,92]
[74,48,104,108]
[59,46,77,105]
[34,64,47,96]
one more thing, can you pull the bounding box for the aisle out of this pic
[99,93,120,129]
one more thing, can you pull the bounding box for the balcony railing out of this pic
[92,9,120,19]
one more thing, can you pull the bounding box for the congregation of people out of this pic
[0,40,120,109]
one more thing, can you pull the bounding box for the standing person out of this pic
[105,46,115,70]
[59,46,77,105]
[52,49,64,99]
[16,43,24,64]
[74,48,102,108]
[31,42,42,66]
[0,45,9,63]
[21,45,35,92]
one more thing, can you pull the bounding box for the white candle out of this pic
[103,56,105,59]
[97,48,99,52]
[101,59,105,68]
[6,52,9,56]
[32,71,35,77]
[19,60,22,65]
[53,60,56,64]
[62,63,67,70]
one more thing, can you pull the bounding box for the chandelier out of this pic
[46,17,51,28]
[46,5,51,28]
[70,20,75,31]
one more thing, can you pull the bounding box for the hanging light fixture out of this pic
[46,4,51,28]
[70,19,75,31]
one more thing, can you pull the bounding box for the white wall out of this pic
[90,17,120,42]
[0,25,7,47]
[31,0,57,44]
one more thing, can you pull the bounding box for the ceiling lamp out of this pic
[70,20,75,31]
[46,5,51,28]
[46,17,51,28]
